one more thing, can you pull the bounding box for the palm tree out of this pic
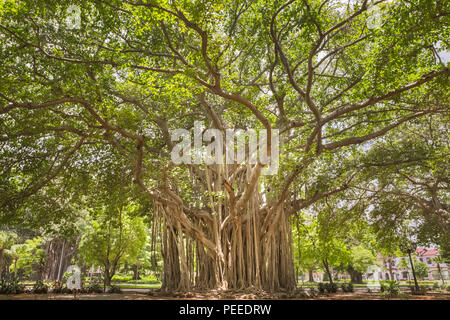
[8,244,27,278]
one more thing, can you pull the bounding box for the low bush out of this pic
[32,280,48,294]
[0,276,25,294]
[325,282,338,293]
[436,283,448,292]
[51,281,67,293]
[108,285,122,293]
[318,282,325,293]
[87,282,103,293]
[61,287,73,294]
[307,288,318,297]
[380,280,400,299]
[410,285,427,295]
[51,282,78,294]
[318,282,338,293]
[52,280,92,294]
[341,283,354,293]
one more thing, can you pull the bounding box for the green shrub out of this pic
[437,283,447,291]
[32,280,48,294]
[51,281,64,293]
[380,280,400,299]
[0,276,25,294]
[62,271,70,283]
[79,287,88,294]
[325,282,338,293]
[87,282,103,293]
[318,282,338,293]
[318,282,325,293]
[108,285,122,293]
[0,277,10,294]
[341,283,354,293]
[52,281,84,294]
[61,287,73,294]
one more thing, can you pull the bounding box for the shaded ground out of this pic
[0,289,449,300]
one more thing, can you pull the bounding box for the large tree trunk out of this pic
[104,267,112,287]
[132,264,141,280]
[154,164,296,293]
[43,238,78,281]
[159,211,295,292]
[308,269,314,282]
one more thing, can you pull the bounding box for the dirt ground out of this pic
[1,290,449,300]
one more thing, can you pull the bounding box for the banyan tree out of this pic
[0,0,448,292]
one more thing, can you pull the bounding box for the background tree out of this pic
[294,208,353,285]
[346,245,378,284]
[10,237,46,280]
[79,205,147,287]
[0,231,17,279]
[414,261,428,280]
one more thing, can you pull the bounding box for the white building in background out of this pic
[378,248,449,281]
[299,248,448,283]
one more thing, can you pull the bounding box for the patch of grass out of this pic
[111,274,160,284]
[114,283,161,289]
